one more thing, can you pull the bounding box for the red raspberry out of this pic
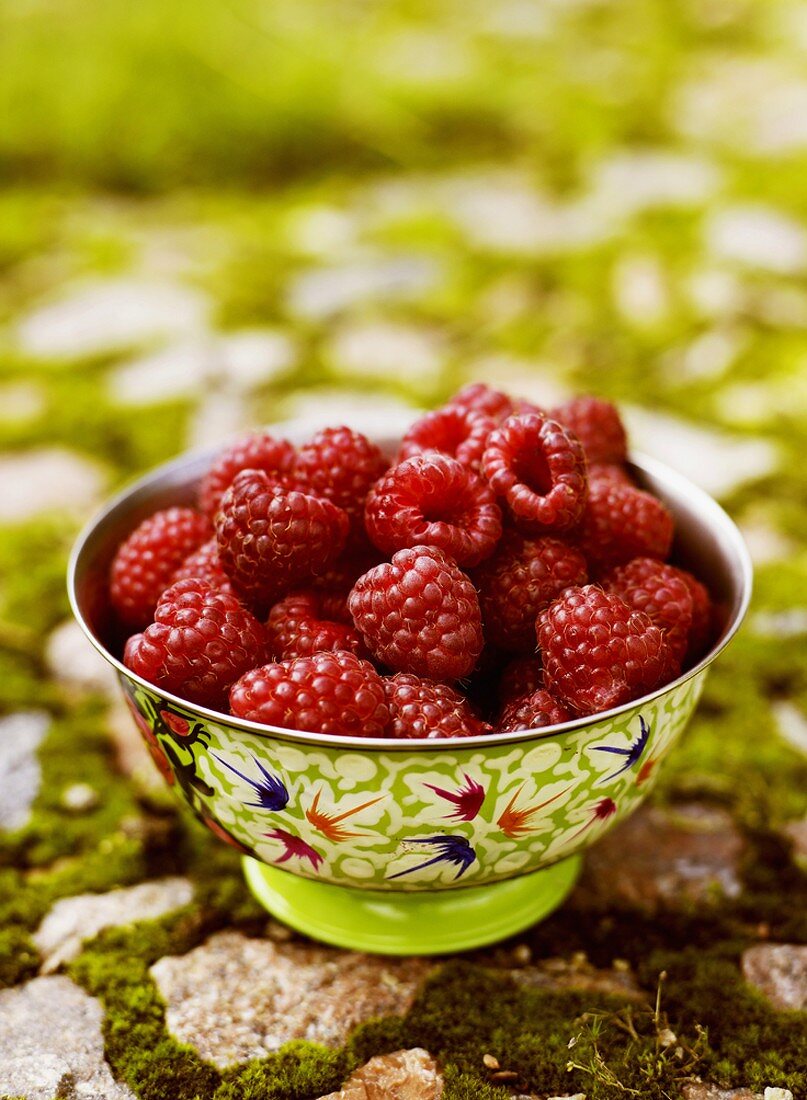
[498,656,544,705]
[216,470,349,608]
[602,557,693,666]
[123,578,268,709]
[295,426,388,538]
[173,538,234,593]
[229,650,389,737]
[383,673,490,739]
[110,507,210,629]
[199,431,297,520]
[482,413,588,534]
[398,406,496,472]
[576,480,674,575]
[676,567,712,661]
[475,532,588,652]
[498,689,571,732]
[349,545,484,682]
[266,591,365,660]
[537,584,677,716]
[365,454,502,568]
[551,396,628,465]
[446,382,514,423]
[589,463,634,487]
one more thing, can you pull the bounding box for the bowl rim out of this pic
[67,442,753,753]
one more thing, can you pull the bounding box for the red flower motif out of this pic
[160,709,192,737]
[202,814,251,853]
[146,739,175,785]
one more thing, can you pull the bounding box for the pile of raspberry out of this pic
[111,385,714,740]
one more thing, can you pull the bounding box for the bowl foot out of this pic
[241,855,582,955]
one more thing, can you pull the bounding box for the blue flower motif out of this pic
[387,835,477,881]
[214,754,289,811]
[592,716,650,782]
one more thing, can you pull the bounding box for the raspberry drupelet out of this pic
[172,537,234,593]
[123,578,268,709]
[198,431,297,520]
[216,469,349,608]
[482,413,588,534]
[446,381,514,423]
[498,656,544,706]
[576,480,674,575]
[551,395,627,465]
[230,650,389,738]
[497,688,572,732]
[295,426,388,539]
[266,591,365,660]
[110,507,211,629]
[348,545,484,682]
[537,584,677,716]
[602,557,694,667]
[365,453,502,568]
[398,405,496,472]
[475,531,588,652]
[383,673,491,739]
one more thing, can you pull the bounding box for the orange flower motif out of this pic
[497,784,569,838]
[305,789,384,842]
[636,758,656,786]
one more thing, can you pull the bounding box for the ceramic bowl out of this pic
[68,433,751,954]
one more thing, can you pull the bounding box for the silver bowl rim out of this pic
[68,442,753,753]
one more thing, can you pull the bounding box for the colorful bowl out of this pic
[68,433,751,954]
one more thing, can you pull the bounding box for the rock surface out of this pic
[150,930,432,1068]
[46,619,118,694]
[0,448,105,521]
[316,1048,443,1100]
[0,975,134,1100]
[741,943,807,1010]
[33,877,194,972]
[507,954,645,1002]
[682,1085,761,1100]
[0,711,50,831]
[571,802,744,912]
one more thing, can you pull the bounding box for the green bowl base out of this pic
[242,855,582,955]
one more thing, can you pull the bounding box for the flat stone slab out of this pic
[0,711,50,832]
[571,802,744,913]
[46,619,118,695]
[0,448,104,522]
[150,930,432,1068]
[741,943,807,1010]
[317,1048,443,1100]
[0,975,134,1100]
[34,876,194,972]
[682,1085,761,1100]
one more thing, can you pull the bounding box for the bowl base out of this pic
[242,855,582,955]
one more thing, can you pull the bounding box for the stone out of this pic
[571,802,744,913]
[316,1048,443,1100]
[187,391,250,449]
[782,816,807,869]
[772,701,807,756]
[622,406,778,498]
[462,355,570,409]
[705,206,807,275]
[16,278,210,360]
[327,320,445,383]
[60,783,100,813]
[0,448,105,522]
[276,389,419,444]
[0,711,50,831]
[46,619,118,694]
[751,611,807,639]
[33,877,193,973]
[589,150,720,217]
[287,255,439,319]
[682,1085,760,1100]
[507,955,644,1002]
[612,254,670,329]
[741,944,807,1011]
[0,975,134,1100]
[738,519,794,566]
[150,930,432,1068]
[765,1090,794,1100]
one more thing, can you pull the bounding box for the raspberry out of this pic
[365,454,502,568]
[295,427,388,537]
[110,507,211,629]
[475,531,588,652]
[676,567,712,661]
[398,406,496,472]
[602,557,693,666]
[498,689,571,732]
[589,463,634,487]
[349,545,484,682]
[383,673,490,739]
[482,413,588,534]
[173,538,234,593]
[199,431,297,520]
[447,382,514,423]
[537,584,677,715]
[498,656,544,705]
[216,470,349,608]
[123,578,268,709]
[551,396,628,465]
[229,650,389,737]
[576,480,674,575]
[267,591,365,660]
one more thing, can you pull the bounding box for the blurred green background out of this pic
[0,3,806,1095]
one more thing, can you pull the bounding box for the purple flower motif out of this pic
[424,773,486,821]
[592,716,650,782]
[214,754,289,811]
[265,828,324,871]
[387,835,477,881]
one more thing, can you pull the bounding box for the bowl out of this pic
[68,431,752,955]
